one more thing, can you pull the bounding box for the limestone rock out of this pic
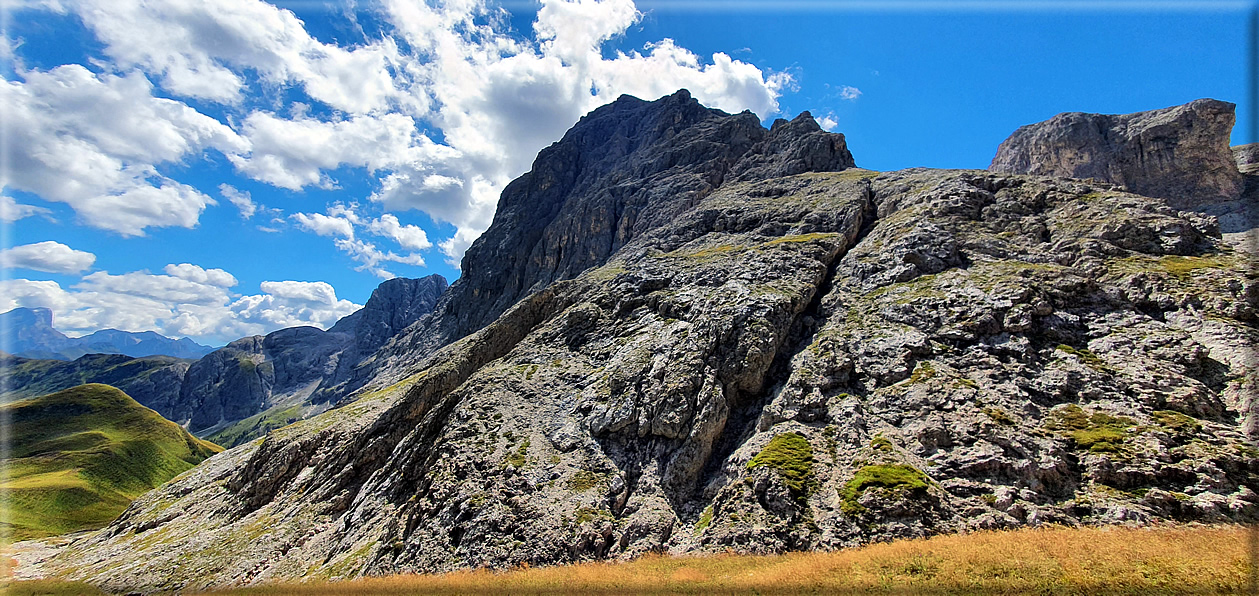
[40,94,1259,593]
[990,99,1243,209]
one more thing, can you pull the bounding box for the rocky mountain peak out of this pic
[989,98,1243,209]
[382,90,855,369]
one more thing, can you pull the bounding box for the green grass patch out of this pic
[747,432,817,496]
[869,435,893,452]
[908,361,936,384]
[507,438,530,468]
[1055,344,1112,373]
[1,384,221,541]
[1158,255,1234,279]
[694,505,714,535]
[205,403,306,447]
[982,407,1016,426]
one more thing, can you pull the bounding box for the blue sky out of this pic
[0,0,1252,346]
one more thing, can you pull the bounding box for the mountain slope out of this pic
[1,384,221,541]
[1,354,190,410]
[44,94,1259,592]
[0,307,215,361]
[183,274,449,445]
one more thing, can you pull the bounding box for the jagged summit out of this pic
[368,90,854,380]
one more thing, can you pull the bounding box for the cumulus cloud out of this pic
[163,263,238,287]
[1,65,247,235]
[0,241,96,274]
[292,211,354,238]
[0,195,52,223]
[16,0,795,263]
[57,0,409,113]
[0,266,361,343]
[291,203,429,277]
[367,214,431,251]
[839,85,862,101]
[815,113,838,131]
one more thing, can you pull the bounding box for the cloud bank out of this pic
[7,0,790,258]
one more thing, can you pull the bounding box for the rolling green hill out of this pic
[1,384,222,542]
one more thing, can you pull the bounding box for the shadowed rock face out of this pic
[45,95,1259,593]
[990,99,1243,210]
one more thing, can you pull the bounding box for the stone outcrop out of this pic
[39,94,1259,593]
[990,99,1244,210]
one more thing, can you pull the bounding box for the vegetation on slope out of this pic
[0,354,187,403]
[1,384,221,541]
[6,525,1248,594]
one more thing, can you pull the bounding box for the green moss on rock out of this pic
[747,432,817,495]
[841,464,930,516]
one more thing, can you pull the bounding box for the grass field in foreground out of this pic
[1,383,222,542]
[5,524,1256,594]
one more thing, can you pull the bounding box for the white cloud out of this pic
[59,0,409,113]
[815,114,838,131]
[17,0,792,263]
[291,203,429,277]
[163,263,238,287]
[1,65,246,235]
[0,266,361,343]
[228,112,438,190]
[292,211,355,238]
[0,241,96,274]
[219,184,256,219]
[0,195,52,223]
[839,85,862,101]
[367,213,431,251]
[334,237,425,279]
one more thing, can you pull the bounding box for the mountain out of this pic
[1,353,191,409]
[0,275,448,446]
[0,307,216,360]
[1,384,221,541]
[41,92,1259,592]
[187,273,449,446]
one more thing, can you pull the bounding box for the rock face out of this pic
[46,94,1259,592]
[990,99,1244,210]
[366,90,854,381]
[1234,143,1259,175]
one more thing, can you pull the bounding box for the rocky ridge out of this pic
[41,94,1259,592]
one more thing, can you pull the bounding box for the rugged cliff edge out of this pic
[43,93,1258,592]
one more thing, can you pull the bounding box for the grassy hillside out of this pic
[1,384,221,542]
[3,525,1251,594]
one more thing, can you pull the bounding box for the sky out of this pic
[0,0,1253,346]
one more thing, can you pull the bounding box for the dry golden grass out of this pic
[5,524,1255,595]
[205,524,1255,595]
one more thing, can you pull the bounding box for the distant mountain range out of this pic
[1,307,217,360]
